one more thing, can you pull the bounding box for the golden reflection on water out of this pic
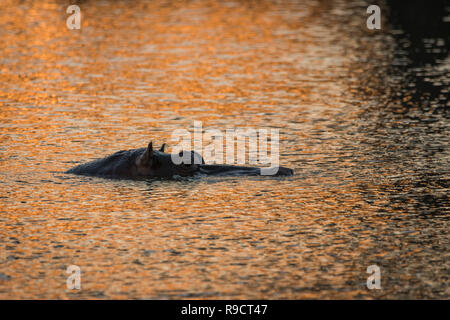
[0,0,448,299]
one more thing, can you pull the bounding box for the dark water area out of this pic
[354,0,449,217]
[0,0,448,299]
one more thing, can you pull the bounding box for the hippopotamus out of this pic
[66,141,294,179]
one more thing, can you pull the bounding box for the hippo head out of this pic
[135,141,204,178]
[66,140,292,179]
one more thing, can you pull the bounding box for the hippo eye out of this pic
[178,151,190,166]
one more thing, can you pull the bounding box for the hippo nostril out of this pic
[278,167,293,176]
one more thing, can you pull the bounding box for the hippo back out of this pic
[66,149,142,177]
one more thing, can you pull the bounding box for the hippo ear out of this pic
[139,141,153,166]
[159,143,166,152]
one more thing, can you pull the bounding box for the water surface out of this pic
[0,0,448,299]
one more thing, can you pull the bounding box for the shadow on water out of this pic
[354,0,449,217]
[386,0,449,113]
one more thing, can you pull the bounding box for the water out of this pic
[0,0,448,299]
